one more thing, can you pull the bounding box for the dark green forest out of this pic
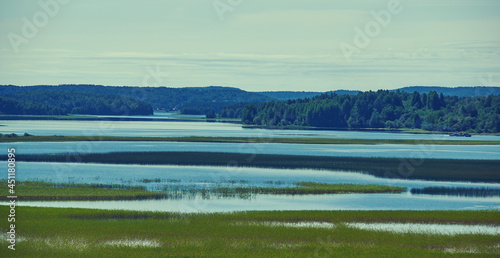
[0,91,153,116]
[0,85,272,112]
[240,90,500,133]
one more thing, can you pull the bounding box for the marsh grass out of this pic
[0,181,404,200]
[211,182,405,195]
[1,207,499,257]
[13,152,500,182]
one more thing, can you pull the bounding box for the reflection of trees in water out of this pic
[411,187,500,198]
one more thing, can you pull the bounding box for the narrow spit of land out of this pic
[0,181,406,200]
[1,135,500,145]
[1,206,499,256]
[11,152,500,183]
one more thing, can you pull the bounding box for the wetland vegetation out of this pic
[0,181,405,200]
[1,206,499,257]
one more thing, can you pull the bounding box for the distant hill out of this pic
[258,87,500,101]
[0,85,272,112]
[257,91,323,101]
[259,90,359,101]
[1,85,498,116]
[394,86,500,97]
[0,91,152,116]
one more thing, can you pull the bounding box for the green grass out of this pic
[211,182,406,195]
[1,206,499,257]
[0,181,165,200]
[1,134,499,145]
[13,152,500,183]
[0,181,405,200]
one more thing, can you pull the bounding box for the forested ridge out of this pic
[240,90,500,133]
[0,85,272,112]
[0,91,153,115]
[1,85,499,131]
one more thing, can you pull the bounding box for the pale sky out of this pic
[1,0,499,91]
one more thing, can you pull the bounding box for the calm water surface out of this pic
[14,194,500,212]
[2,141,499,160]
[1,118,499,141]
[4,162,500,212]
[2,116,499,212]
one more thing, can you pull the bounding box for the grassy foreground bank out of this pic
[13,152,500,183]
[0,207,499,256]
[0,181,406,200]
[1,134,500,145]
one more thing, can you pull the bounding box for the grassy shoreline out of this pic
[1,135,499,145]
[0,181,406,200]
[1,206,499,256]
[11,152,500,183]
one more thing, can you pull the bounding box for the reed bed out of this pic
[0,181,405,200]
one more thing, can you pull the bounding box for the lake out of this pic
[5,162,500,212]
[1,118,499,141]
[2,116,499,212]
[2,141,500,160]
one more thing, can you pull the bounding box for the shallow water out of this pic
[13,193,500,212]
[244,221,500,235]
[345,222,500,235]
[1,118,499,141]
[7,162,500,191]
[5,162,500,212]
[3,141,500,160]
[2,117,499,212]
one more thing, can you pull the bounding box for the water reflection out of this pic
[2,119,500,141]
[3,141,500,160]
[12,193,500,212]
[411,187,500,198]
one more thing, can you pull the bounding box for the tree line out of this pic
[0,91,153,116]
[239,90,500,133]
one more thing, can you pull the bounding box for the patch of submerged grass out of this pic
[14,152,500,183]
[0,207,499,256]
[138,178,162,183]
[411,186,500,197]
